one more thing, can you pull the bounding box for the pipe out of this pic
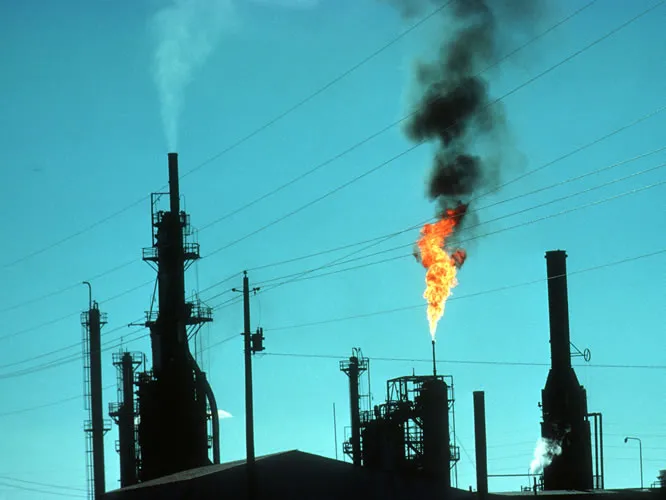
[473,391,488,498]
[348,355,362,466]
[120,353,138,486]
[599,413,605,490]
[89,303,106,498]
[187,351,220,464]
[432,340,437,377]
[82,281,92,310]
[545,251,571,370]
[168,152,180,215]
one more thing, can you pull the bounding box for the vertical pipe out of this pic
[120,353,137,487]
[89,304,106,499]
[599,413,604,489]
[473,391,488,498]
[432,340,437,377]
[639,440,643,489]
[168,153,180,215]
[243,272,256,498]
[594,415,599,488]
[545,251,571,370]
[348,356,361,466]
[333,403,338,460]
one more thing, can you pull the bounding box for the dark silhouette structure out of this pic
[109,351,144,487]
[341,353,459,490]
[81,283,111,500]
[340,348,368,467]
[120,152,219,482]
[232,272,265,499]
[540,250,593,490]
[473,391,488,498]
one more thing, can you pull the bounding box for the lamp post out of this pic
[624,436,643,489]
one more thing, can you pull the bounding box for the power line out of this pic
[3,169,663,371]
[260,353,666,371]
[2,3,663,379]
[0,319,143,370]
[260,246,666,333]
[196,4,666,260]
[0,384,116,418]
[241,144,666,276]
[0,1,654,315]
[0,274,153,344]
[196,0,599,234]
[0,328,149,380]
[250,172,666,290]
[0,258,138,314]
[0,480,86,498]
[0,476,86,493]
[0,0,453,274]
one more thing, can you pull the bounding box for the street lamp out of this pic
[624,436,643,489]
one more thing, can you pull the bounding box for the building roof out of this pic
[103,450,475,500]
[104,451,662,500]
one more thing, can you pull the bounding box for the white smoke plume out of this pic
[150,0,237,150]
[529,437,563,474]
[217,409,233,419]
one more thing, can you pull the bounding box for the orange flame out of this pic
[416,204,467,338]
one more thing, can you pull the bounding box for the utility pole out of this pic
[233,272,263,500]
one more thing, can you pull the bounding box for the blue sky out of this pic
[1,0,665,497]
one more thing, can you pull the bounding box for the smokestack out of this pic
[545,250,571,370]
[348,355,362,466]
[473,391,488,498]
[168,152,180,215]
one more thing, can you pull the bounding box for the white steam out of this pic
[150,0,236,150]
[217,409,233,419]
[529,437,563,474]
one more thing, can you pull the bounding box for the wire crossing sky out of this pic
[1,0,665,496]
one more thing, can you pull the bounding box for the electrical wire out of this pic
[0,328,149,380]
[244,144,666,283]
[0,319,144,370]
[0,273,153,344]
[0,476,86,493]
[0,480,86,498]
[196,0,600,234]
[0,258,137,314]
[260,353,666,371]
[0,0,455,274]
[0,384,116,418]
[259,246,666,334]
[2,4,664,379]
[251,170,666,290]
[2,170,663,374]
[201,6,663,259]
[0,0,654,314]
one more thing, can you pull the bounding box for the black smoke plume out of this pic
[391,0,540,222]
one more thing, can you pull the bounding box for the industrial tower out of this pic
[540,250,594,490]
[109,351,144,487]
[129,152,219,481]
[81,283,111,500]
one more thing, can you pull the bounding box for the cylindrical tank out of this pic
[418,378,450,487]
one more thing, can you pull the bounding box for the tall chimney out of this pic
[168,152,180,215]
[545,250,571,370]
[473,391,488,498]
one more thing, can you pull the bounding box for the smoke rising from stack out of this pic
[151,0,236,150]
[530,436,563,474]
[391,0,540,223]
